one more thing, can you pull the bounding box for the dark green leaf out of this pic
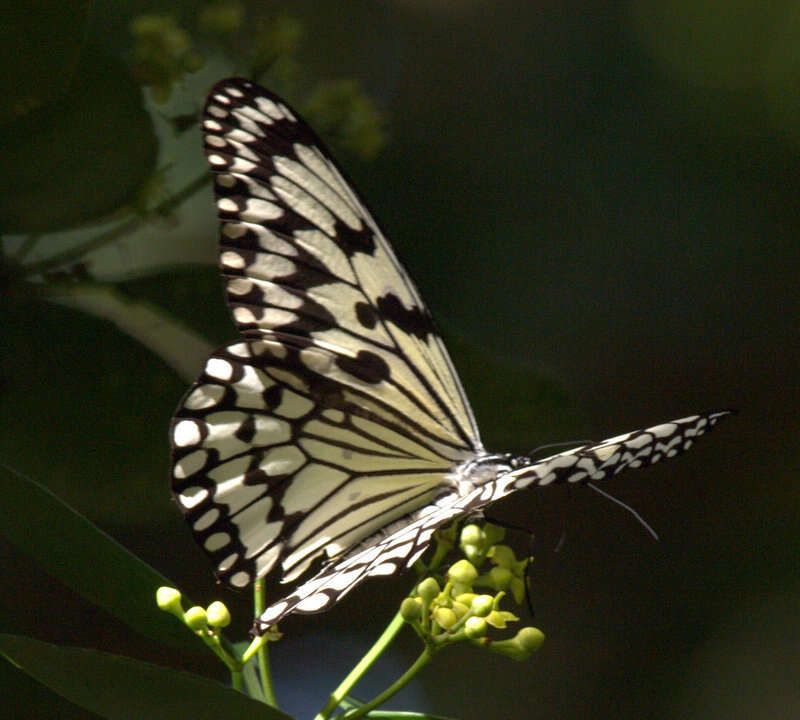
[0,633,293,720]
[0,465,194,650]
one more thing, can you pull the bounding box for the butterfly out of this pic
[170,78,731,636]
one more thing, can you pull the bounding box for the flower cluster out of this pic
[156,586,276,669]
[401,523,544,661]
[129,15,204,102]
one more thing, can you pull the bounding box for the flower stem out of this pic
[254,581,278,707]
[232,668,243,692]
[341,649,433,719]
[314,611,406,720]
[23,172,210,278]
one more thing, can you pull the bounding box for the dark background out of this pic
[1,1,798,718]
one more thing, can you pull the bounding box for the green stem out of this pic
[314,612,406,720]
[232,668,243,692]
[341,649,433,720]
[253,581,278,707]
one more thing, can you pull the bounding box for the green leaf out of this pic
[0,633,294,720]
[0,465,193,650]
[363,712,459,720]
[340,696,457,720]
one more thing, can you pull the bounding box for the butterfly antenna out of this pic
[586,482,659,540]
[527,440,594,458]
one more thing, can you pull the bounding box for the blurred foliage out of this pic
[628,0,800,144]
[0,47,158,233]
[0,1,386,237]
[304,79,388,161]
[129,14,205,102]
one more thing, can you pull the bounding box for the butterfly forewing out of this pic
[203,79,480,451]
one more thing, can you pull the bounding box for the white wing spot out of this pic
[184,384,225,410]
[255,96,285,120]
[178,486,208,509]
[650,423,677,438]
[369,563,397,576]
[207,104,229,119]
[194,508,219,531]
[233,306,258,324]
[217,198,238,213]
[231,571,251,587]
[174,449,208,479]
[204,532,230,551]
[206,358,234,381]
[241,198,283,222]
[296,593,332,612]
[221,250,246,269]
[218,553,239,572]
[227,343,251,358]
[173,420,202,447]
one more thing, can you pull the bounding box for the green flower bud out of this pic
[487,566,513,590]
[464,616,488,639]
[400,597,422,621]
[417,577,440,603]
[184,605,208,631]
[451,601,470,619]
[455,592,478,606]
[488,626,545,660]
[206,601,231,628]
[433,607,458,630]
[488,544,516,568]
[516,626,545,654]
[448,559,478,585]
[471,594,495,617]
[486,609,519,629]
[510,577,526,605]
[482,523,505,547]
[156,587,184,617]
[462,543,483,564]
[459,523,483,547]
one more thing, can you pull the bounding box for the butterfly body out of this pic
[170,78,731,635]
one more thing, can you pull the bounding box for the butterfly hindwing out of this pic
[171,335,471,589]
[252,411,731,629]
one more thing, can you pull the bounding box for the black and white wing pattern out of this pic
[253,410,731,632]
[170,78,732,637]
[171,78,481,595]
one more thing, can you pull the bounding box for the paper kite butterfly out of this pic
[170,78,731,636]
